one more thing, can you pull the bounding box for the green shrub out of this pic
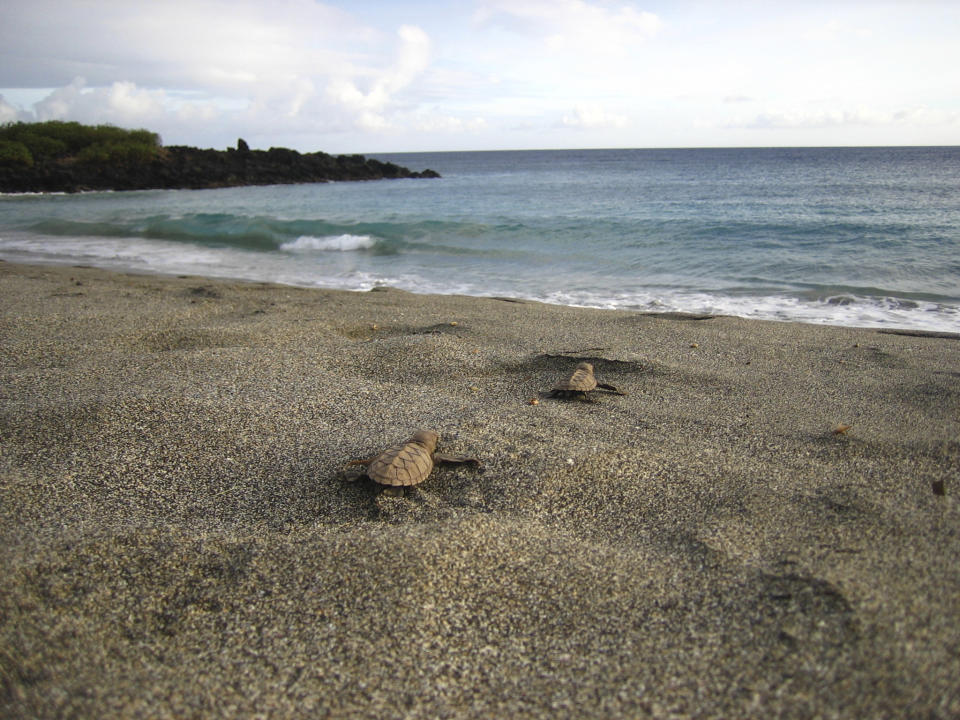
[0,121,161,161]
[127,129,161,147]
[1,121,88,154]
[75,143,110,165]
[76,139,159,167]
[0,140,33,167]
[18,132,68,160]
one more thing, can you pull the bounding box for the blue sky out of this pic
[1,0,958,153]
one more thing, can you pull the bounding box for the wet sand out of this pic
[1,260,958,718]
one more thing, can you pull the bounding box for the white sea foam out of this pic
[0,232,222,268]
[538,288,960,332]
[280,234,376,252]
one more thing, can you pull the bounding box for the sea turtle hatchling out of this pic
[547,361,627,401]
[345,430,481,488]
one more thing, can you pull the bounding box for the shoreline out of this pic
[2,260,958,718]
[2,252,958,336]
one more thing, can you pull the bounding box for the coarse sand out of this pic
[1,260,958,718]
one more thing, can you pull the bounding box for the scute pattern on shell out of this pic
[555,362,598,392]
[366,433,437,486]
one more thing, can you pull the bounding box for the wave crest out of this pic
[280,234,377,252]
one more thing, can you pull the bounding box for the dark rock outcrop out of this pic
[0,143,439,193]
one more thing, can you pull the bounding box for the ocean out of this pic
[1,146,958,332]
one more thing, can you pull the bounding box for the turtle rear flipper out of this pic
[547,388,592,401]
[342,466,368,482]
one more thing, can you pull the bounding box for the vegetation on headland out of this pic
[0,121,438,193]
[0,121,161,168]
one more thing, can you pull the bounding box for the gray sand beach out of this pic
[1,260,958,718]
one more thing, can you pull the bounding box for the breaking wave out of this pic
[280,234,377,252]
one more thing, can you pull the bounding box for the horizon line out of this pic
[365,143,960,155]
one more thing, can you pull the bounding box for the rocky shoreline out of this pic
[0,140,439,193]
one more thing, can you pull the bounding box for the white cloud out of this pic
[562,103,628,129]
[30,77,191,127]
[0,95,22,124]
[412,112,487,134]
[1,3,443,147]
[0,0,366,91]
[893,107,960,126]
[30,79,83,121]
[475,0,660,54]
[174,102,221,124]
[736,105,960,131]
[0,1,435,136]
[386,25,432,96]
[323,24,431,131]
[745,108,884,130]
[802,19,874,43]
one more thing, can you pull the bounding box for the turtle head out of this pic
[409,430,440,453]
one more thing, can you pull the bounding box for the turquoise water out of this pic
[1,146,958,331]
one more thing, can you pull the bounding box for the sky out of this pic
[1,0,958,153]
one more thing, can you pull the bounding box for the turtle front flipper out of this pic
[596,382,627,395]
[432,454,482,468]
